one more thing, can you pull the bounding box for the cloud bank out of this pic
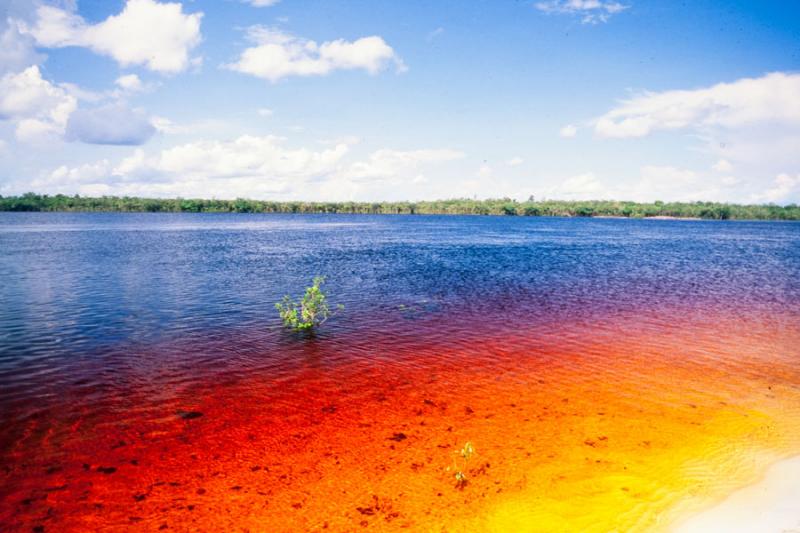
[10,136,464,201]
[594,72,800,138]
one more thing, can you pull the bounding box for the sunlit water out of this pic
[1,213,799,532]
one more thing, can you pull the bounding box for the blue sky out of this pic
[1,0,799,203]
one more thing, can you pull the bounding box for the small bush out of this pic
[276,276,342,331]
[447,441,475,488]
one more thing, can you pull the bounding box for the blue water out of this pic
[1,212,799,424]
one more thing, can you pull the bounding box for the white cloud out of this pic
[242,0,280,6]
[594,72,800,139]
[226,26,405,82]
[506,157,524,167]
[0,65,160,145]
[559,124,577,138]
[751,174,800,204]
[115,74,143,92]
[619,165,736,203]
[317,148,463,201]
[707,130,800,172]
[591,72,800,192]
[341,148,463,182]
[257,108,274,117]
[20,0,203,73]
[49,160,112,185]
[151,135,350,181]
[150,116,176,134]
[712,159,733,173]
[58,81,106,102]
[20,138,464,200]
[535,0,629,24]
[536,166,749,203]
[546,172,604,199]
[112,73,159,96]
[0,65,77,142]
[65,103,156,145]
[23,135,350,197]
[0,19,44,75]
[149,116,226,135]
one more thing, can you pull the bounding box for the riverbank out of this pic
[2,193,799,220]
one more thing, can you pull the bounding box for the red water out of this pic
[2,305,800,532]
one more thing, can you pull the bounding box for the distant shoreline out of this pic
[1,194,798,221]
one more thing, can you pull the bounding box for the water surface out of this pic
[1,213,799,531]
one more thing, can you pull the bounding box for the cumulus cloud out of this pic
[20,135,350,197]
[751,174,800,204]
[19,0,203,73]
[535,0,629,24]
[0,65,77,142]
[559,124,577,138]
[0,18,44,75]
[144,135,351,181]
[115,74,143,91]
[590,72,800,192]
[0,64,161,146]
[65,103,156,145]
[18,137,464,200]
[226,26,405,82]
[594,72,800,139]
[506,157,524,167]
[50,159,112,185]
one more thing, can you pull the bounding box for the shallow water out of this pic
[1,213,799,531]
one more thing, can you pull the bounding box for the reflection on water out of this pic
[1,213,799,531]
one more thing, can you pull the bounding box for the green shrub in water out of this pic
[276,276,342,331]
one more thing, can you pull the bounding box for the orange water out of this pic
[2,305,799,532]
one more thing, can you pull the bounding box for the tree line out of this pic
[1,193,798,220]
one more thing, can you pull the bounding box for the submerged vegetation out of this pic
[2,193,800,220]
[447,442,476,488]
[276,276,342,332]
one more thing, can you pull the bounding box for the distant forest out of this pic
[1,193,799,220]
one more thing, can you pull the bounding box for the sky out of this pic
[0,0,799,204]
